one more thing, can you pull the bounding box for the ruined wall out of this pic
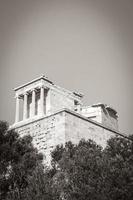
[81,106,102,123]
[101,109,118,130]
[64,111,119,148]
[81,105,118,131]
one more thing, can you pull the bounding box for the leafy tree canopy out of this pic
[1,120,133,200]
[49,136,133,200]
[0,121,44,200]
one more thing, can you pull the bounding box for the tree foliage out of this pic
[0,121,44,200]
[103,136,133,200]
[0,120,133,200]
[49,136,133,200]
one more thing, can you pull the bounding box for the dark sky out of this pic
[0,0,133,135]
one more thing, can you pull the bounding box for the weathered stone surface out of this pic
[65,110,116,148]
[13,109,126,164]
[10,75,124,165]
[14,111,65,164]
[81,103,118,131]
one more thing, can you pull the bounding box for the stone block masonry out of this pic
[14,111,66,164]
[13,108,127,164]
[10,75,127,164]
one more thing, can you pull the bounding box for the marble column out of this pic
[15,95,20,123]
[46,89,51,115]
[31,89,36,117]
[23,92,28,120]
[40,86,44,116]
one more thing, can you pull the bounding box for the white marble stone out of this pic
[11,75,123,165]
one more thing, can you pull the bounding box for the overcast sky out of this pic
[0,0,133,135]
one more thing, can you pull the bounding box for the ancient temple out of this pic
[11,75,125,164]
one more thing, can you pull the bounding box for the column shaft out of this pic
[15,96,20,123]
[23,93,28,120]
[40,87,44,115]
[46,89,51,115]
[31,89,36,117]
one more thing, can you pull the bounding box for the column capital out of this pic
[15,94,21,99]
[23,91,28,96]
[40,85,44,89]
[40,85,49,90]
[31,88,37,92]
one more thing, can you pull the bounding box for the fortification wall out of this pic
[15,111,66,164]
[64,110,123,148]
[14,109,125,164]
